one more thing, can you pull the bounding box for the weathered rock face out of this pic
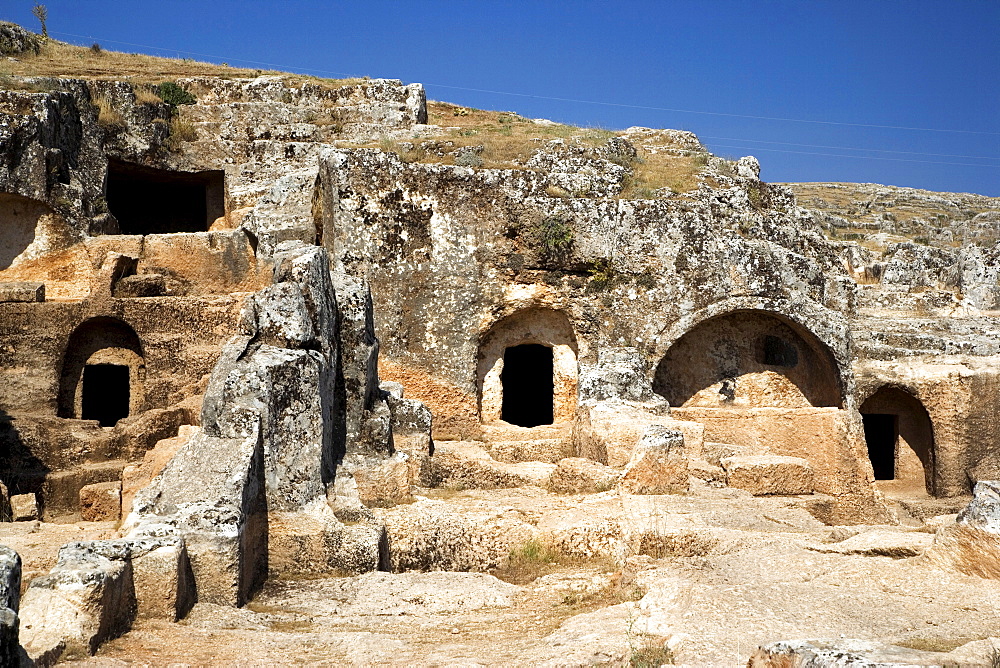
[0,545,20,666]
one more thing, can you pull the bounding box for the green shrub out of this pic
[156,81,196,106]
[536,212,574,255]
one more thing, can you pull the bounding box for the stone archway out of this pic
[477,308,578,426]
[58,317,145,426]
[860,387,935,495]
[652,309,843,408]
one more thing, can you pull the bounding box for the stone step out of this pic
[480,422,572,443]
[427,441,556,490]
[489,439,572,464]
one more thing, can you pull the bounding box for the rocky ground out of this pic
[4,482,992,666]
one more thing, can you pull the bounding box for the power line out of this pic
[707,143,1000,168]
[51,30,1000,139]
[700,136,1000,162]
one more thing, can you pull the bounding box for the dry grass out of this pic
[367,100,706,195]
[561,567,646,609]
[0,38,363,91]
[623,151,706,197]
[629,635,676,666]
[3,37,706,195]
[896,636,983,653]
[491,538,617,585]
[133,85,163,105]
[93,95,122,128]
[166,116,197,148]
[491,538,564,584]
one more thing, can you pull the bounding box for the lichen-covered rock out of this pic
[121,523,195,621]
[0,546,20,613]
[578,347,660,403]
[618,425,688,495]
[721,455,814,496]
[124,429,266,607]
[0,545,20,666]
[268,511,384,576]
[0,22,42,56]
[956,480,1000,531]
[749,638,957,667]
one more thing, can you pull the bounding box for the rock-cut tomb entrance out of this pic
[477,308,578,428]
[58,316,145,427]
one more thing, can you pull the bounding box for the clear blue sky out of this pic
[4,1,998,195]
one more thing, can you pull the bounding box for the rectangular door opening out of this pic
[501,344,554,428]
[81,364,130,427]
[862,413,897,480]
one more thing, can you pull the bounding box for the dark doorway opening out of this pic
[501,344,554,427]
[106,160,224,234]
[81,364,130,427]
[862,413,897,480]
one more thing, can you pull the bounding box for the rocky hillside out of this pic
[785,182,1000,249]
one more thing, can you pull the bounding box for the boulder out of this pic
[0,546,20,612]
[126,524,196,621]
[19,541,136,663]
[79,481,122,522]
[10,493,39,521]
[125,430,267,606]
[618,426,688,495]
[574,401,703,468]
[426,441,554,490]
[735,155,761,179]
[0,480,10,521]
[721,455,814,496]
[957,480,1000,531]
[688,458,725,483]
[749,639,955,667]
[548,458,618,494]
[0,545,20,666]
[347,452,413,506]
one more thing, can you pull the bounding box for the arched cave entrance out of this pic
[106,160,225,234]
[653,310,843,408]
[860,387,935,494]
[478,308,578,426]
[58,317,145,427]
